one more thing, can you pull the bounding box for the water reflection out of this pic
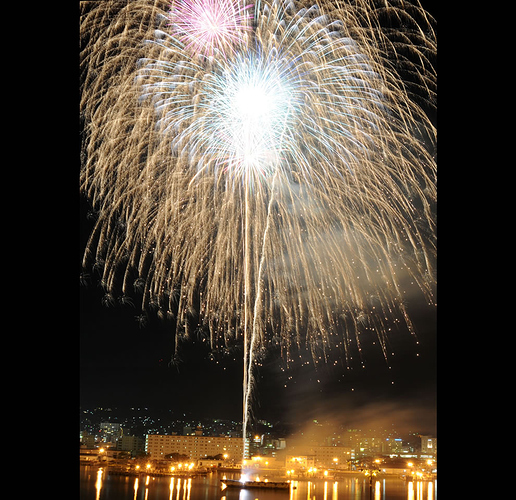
[81,466,437,500]
[95,467,103,500]
[137,475,186,500]
[176,477,182,500]
[374,480,380,500]
[133,477,139,500]
[407,481,436,500]
[288,478,436,500]
[144,475,150,500]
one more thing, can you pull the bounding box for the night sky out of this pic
[80,276,436,433]
[79,0,438,437]
[80,193,436,434]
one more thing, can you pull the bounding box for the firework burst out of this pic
[167,0,253,57]
[80,0,436,435]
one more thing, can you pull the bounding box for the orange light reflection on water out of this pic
[169,477,175,500]
[375,480,381,500]
[176,478,182,500]
[186,477,192,500]
[121,472,435,500]
[133,477,139,500]
[95,468,103,500]
[407,480,436,500]
[284,477,436,500]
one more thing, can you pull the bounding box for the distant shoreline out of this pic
[80,463,436,482]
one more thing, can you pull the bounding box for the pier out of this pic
[104,466,209,478]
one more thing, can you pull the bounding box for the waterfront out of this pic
[80,466,436,500]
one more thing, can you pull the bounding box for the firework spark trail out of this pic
[80,0,436,457]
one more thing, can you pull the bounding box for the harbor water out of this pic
[80,465,436,500]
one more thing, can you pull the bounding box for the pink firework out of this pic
[168,0,253,57]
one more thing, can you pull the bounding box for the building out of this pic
[80,431,96,448]
[312,446,352,468]
[420,436,437,457]
[286,455,315,471]
[116,435,144,455]
[79,447,119,462]
[382,438,403,455]
[145,434,243,461]
[274,438,286,450]
[287,445,352,469]
[79,448,99,463]
[99,422,122,443]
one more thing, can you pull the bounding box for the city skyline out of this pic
[80,404,437,470]
[80,404,435,444]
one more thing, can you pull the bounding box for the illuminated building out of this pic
[420,436,437,457]
[286,455,315,471]
[145,434,243,460]
[99,422,122,443]
[382,438,403,455]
